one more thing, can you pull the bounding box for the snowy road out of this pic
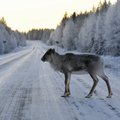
[0,41,120,120]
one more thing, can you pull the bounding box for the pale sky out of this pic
[0,0,117,32]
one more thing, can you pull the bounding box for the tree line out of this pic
[26,0,120,56]
[0,17,26,54]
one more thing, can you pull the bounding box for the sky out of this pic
[0,0,117,32]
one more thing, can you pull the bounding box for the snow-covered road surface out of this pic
[0,41,120,120]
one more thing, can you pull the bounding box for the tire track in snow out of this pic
[7,49,38,120]
[0,47,34,86]
[37,60,81,120]
[73,76,120,119]
[38,48,82,120]
[77,77,120,119]
[0,47,33,68]
[46,67,120,120]
[44,68,83,120]
[53,72,108,120]
[0,48,36,120]
[100,99,120,118]
[38,45,120,120]
[0,46,32,63]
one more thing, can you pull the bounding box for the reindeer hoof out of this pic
[85,94,92,98]
[61,92,70,97]
[61,95,67,97]
[107,96,111,98]
[106,95,112,98]
[106,93,113,98]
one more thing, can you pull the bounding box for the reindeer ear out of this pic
[49,48,53,52]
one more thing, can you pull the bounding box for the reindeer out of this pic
[41,48,113,98]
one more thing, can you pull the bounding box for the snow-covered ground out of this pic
[0,41,120,120]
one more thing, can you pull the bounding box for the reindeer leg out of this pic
[62,72,71,97]
[98,73,113,98]
[85,73,99,98]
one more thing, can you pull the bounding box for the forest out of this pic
[0,18,26,54]
[0,0,120,56]
[27,0,120,56]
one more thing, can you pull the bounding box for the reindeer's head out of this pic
[41,48,55,62]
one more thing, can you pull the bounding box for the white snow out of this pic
[0,41,120,120]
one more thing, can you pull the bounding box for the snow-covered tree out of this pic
[10,32,18,49]
[62,19,78,50]
[78,13,97,53]
[92,3,109,55]
[104,0,120,56]
[26,29,53,42]
[0,31,5,54]
[25,0,120,56]
[0,19,26,54]
[0,23,11,53]
[48,26,63,46]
